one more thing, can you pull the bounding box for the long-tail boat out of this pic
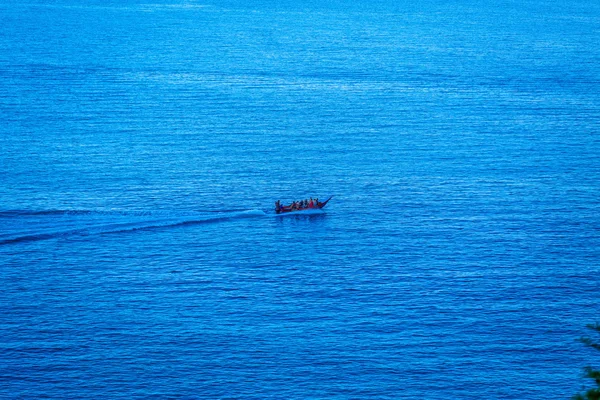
[275,196,333,214]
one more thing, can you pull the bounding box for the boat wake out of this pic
[0,209,267,245]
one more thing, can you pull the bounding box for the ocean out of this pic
[1,0,599,398]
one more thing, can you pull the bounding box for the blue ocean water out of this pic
[1,0,600,398]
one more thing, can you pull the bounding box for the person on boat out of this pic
[309,198,314,208]
[275,200,281,213]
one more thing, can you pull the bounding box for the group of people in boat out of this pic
[275,197,323,213]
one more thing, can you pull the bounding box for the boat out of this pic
[275,196,332,214]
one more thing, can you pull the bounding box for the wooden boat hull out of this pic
[276,196,332,214]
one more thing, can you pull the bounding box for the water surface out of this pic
[1,0,599,398]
